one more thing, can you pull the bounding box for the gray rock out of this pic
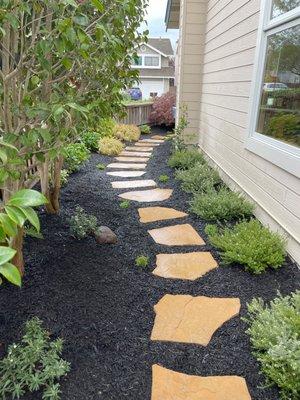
[95,226,118,244]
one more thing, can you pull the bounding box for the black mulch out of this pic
[0,126,299,400]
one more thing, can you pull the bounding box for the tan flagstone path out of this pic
[151,135,166,140]
[125,146,154,152]
[120,151,152,157]
[153,252,218,280]
[107,163,146,170]
[148,224,205,246]
[107,171,146,178]
[151,365,251,400]
[115,156,150,162]
[119,188,173,203]
[111,180,156,189]
[136,142,160,147]
[151,294,241,346]
[138,207,187,223]
[140,139,164,144]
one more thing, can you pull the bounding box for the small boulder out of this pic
[95,226,118,244]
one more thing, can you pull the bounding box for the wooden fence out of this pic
[118,102,153,126]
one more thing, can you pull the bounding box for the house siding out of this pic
[177,0,300,264]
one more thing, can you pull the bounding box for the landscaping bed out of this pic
[0,127,299,400]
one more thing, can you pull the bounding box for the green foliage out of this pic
[140,124,151,134]
[190,187,254,221]
[96,163,106,171]
[97,118,116,138]
[68,206,98,239]
[159,175,170,183]
[113,124,141,142]
[267,113,300,145]
[24,226,44,240]
[119,200,130,209]
[60,170,69,187]
[168,148,206,170]
[64,143,90,173]
[82,131,101,152]
[0,317,70,400]
[205,219,286,274]
[176,162,221,194]
[244,291,300,400]
[135,255,149,268]
[169,106,189,151]
[99,137,124,156]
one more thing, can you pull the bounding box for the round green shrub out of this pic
[64,143,90,173]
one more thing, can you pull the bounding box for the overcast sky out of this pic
[142,0,179,49]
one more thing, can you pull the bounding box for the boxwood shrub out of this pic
[175,162,221,194]
[168,148,206,170]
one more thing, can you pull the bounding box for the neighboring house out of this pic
[165,1,300,264]
[131,38,175,99]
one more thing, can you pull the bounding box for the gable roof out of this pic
[147,38,174,56]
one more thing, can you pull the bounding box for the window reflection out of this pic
[256,25,300,147]
[272,0,300,18]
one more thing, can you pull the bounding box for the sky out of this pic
[142,0,179,49]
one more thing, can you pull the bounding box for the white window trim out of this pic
[246,1,300,178]
[131,54,161,69]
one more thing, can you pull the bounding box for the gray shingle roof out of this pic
[139,66,175,78]
[147,38,174,56]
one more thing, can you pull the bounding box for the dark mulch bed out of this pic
[0,126,299,400]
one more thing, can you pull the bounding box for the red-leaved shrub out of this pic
[149,92,176,126]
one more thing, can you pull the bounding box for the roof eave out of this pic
[165,0,180,29]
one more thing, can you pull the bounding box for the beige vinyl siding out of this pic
[195,0,300,263]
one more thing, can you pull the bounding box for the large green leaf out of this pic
[4,206,26,227]
[20,207,40,232]
[8,189,47,207]
[91,0,104,12]
[0,214,18,237]
[0,246,16,266]
[0,263,21,286]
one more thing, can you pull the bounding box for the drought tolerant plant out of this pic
[244,291,300,400]
[99,137,124,156]
[176,162,221,194]
[135,255,149,268]
[97,163,106,171]
[68,206,98,240]
[205,219,286,274]
[120,200,131,209]
[113,124,141,142]
[149,92,176,126]
[159,175,170,183]
[82,131,102,152]
[168,148,206,170]
[140,124,151,134]
[169,106,189,151]
[0,317,70,400]
[97,119,117,138]
[63,143,90,173]
[190,187,254,221]
[60,170,69,187]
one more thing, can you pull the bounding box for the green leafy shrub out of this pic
[0,317,70,400]
[168,148,205,170]
[98,137,124,156]
[176,162,221,194]
[135,255,149,268]
[140,124,151,134]
[64,143,90,173]
[96,163,106,170]
[98,118,116,138]
[120,200,130,209]
[190,187,254,221]
[60,169,69,187]
[267,113,300,145]
[68,206,98,239]
[244,291,300,400]
[82,131,101,152]
[159,174,169,183]
[205,219,286,274]
[113,124,141,142]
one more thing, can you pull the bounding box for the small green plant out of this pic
[98,137,124,156]
[205,219,286,274]
[190,187,254,221]
[168,148,205,170]
[159,174,169,183]
[119,200,130,209]
[170,106,188,151]
[68,206,98,239]
[60,169,69,187]
[0,317,70,400]
[176,162,221,194]
[98,118,116,138]
[64,143,90,173]
[96,163,106,170]
[135,255,149,268]
[244,291,300,400]
[140,124,151,134]
[24,225,44,239]
[113,124,141,142]
[82,131,101,152]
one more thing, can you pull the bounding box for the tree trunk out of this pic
[11,227,24,276]
[40,155,63,214]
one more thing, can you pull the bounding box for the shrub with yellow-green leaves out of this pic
[113,124,141,142]
[98,137,124,156]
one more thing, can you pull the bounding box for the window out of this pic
[247,1,300,177]
[144,56,160,67]
[132,56,142,66]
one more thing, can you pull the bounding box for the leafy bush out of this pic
[135,255,149,268]
[159,175,170,183]
[68,206,98,239]
[98,137,124,156]
[113,124,141,142]
[168,148,205,170]
[205,219,286,274]
[82,131,101,152]
[244,291,300,400]
[96,163,106,170]
[0,317,70,400]
[190,187,254,221]
[98,118,116,138]
[149,92,176,126]
[140,124,151,134]
[64,143,90,173]
[120,200,130,209]
[176,162,221,194]
[60,169,69,187]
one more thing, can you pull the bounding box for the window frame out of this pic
[246,0,300,178]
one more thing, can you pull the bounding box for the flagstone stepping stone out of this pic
[111,180,156,189]
[153,252,218,280]
[115,157,150,162]
[151,135,166,140]
[136,142,160,147]
[140,139,164,144]
[120,151,152,157]
[107,163,146,170]
[151,365,251,400]
[107,171,146,178]
[138,207,187,223]
[151,295,241,346]
[125,146,154,152]
[119,188,173,202]
[148,224,205,246]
